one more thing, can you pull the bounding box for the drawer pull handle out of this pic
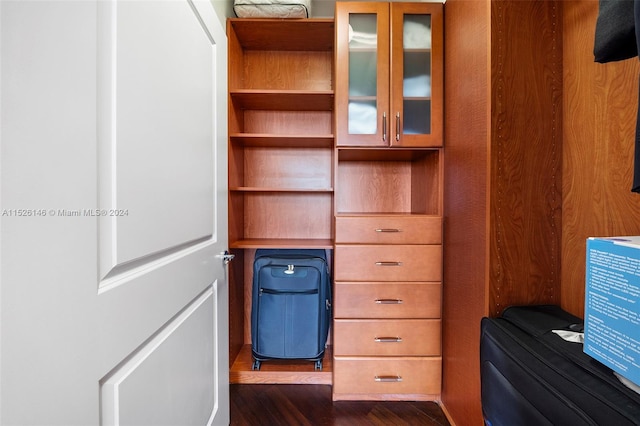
[375,261,403,266]
[375,375,403,382]
[375,299,403,304]
[375,228,401,233]
[374,337,403,343]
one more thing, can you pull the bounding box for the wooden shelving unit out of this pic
[332,2,444,401]
[226,18,335,384]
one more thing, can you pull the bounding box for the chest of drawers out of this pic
[332,215,443,401]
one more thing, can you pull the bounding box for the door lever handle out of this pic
[216,250,235,265]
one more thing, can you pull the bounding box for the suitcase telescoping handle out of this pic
[259,288,318,296]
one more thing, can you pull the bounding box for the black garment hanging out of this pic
[594,0,637,63]
[593,0,640,192]
[634,1,640,192]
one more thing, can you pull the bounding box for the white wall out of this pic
[210,0,236,23]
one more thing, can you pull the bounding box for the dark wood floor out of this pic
[230,384,451,426]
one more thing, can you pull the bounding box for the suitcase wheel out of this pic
[315,360,322,371]
[252,360,261,371]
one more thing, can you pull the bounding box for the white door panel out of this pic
[101,287,217,426]
[98,0,215,273]
[97,245,218,372]
[0,0,229,425]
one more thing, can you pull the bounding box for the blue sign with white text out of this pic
[585,237,640,386]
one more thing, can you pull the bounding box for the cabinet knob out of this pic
[396,112,401,141]
[375,228,401,233]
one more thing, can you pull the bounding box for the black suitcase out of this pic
[481,305,640,426]
[251,249,331,371]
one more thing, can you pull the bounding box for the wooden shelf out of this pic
[229,133,334,148]
[230,345,332,385]
[335,212,442,217]
[228,18,334,51]
[338,147,439,161]
[230,90,334,111]
[230,187,333,193]
[230,238,334,249]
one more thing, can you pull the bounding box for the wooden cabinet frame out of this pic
[332,1,444,402]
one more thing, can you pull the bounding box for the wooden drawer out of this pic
[335,215,442,244]
[333,319,441,356]
[333,357,442,397]
[334,245,442,282]
[334,282,441,319]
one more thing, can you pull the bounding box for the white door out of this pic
[0,1,230,425]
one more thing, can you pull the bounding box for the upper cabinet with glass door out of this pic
[335,2,443,147]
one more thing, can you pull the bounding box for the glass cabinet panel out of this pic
[402,14,431,136]
[336,1,441,147]
[348,14,378,135]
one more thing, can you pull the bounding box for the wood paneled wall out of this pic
[443,0,640,425]
[443,1,563,424]
[489,1,563,315]
[562,1,640,317]
[441,0,489,424]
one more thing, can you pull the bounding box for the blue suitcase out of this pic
[251,249,331,371]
